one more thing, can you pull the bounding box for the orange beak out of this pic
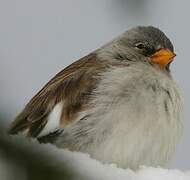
[150,49,176,68]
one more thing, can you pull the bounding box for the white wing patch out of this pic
[38,102,63,137]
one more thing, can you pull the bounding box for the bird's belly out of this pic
[55,71,183,169]
[90,118,180,169]
[56,91,182,169]
[84,90,182,169]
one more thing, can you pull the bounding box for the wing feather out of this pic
[9,53,105,137]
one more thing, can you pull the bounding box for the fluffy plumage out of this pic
[9,26,183,169]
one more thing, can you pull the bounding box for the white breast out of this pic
[56,63,183,169]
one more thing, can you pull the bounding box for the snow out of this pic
[0,134,190,180]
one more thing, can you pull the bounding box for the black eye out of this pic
[135,43,145,49]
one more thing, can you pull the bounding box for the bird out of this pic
[9,26,183,169]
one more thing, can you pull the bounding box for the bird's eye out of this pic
[135,43,145,49]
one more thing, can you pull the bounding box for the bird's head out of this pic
[99,26,176,72]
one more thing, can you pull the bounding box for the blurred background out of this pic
[0,0,189,171]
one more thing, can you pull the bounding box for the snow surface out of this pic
[1,134,190,180]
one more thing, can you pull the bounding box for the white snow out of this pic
[1,134,190,180]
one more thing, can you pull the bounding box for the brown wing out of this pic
[9,53,105,137]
